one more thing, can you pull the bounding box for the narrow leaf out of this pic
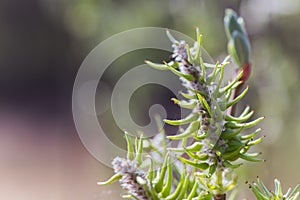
[145,60,168,70]
[171,98,197,109]
[225,110,254,122]
[222,160,243,169]
[239,153,264,162]
[178,156,209,170]
[275,179,283,197]
[193,27,202,61]
[165,62,195,81]
[220,70,244,94]
[161,156,172,197]
[185,142,203,152]
[225,117,264,129]
[97,174,122,185]
[124,131,135,160]
[197,93,212,117]
[135,135,144,165]
[221,128,243,140]
[177,174,190,199]
[154,153,169,193]
[165,168,186,200]
[257,178,272,197]
[164,113,199,126]
[168,121,200,140]
[246,136,264,146]
[226,86,249,109]
[166,29,178,44]
[187,181,199,200]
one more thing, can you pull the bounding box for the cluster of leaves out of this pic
[98,9,299,200]
[100,30,260,200]
[143,26,264,197]
[249,178,300,200]
[146,27,264,169]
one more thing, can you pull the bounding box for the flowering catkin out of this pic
[171,41,211,137]
[112,157,148,200]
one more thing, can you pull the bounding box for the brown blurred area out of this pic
[1,0,300,199]
[0,0,120,199]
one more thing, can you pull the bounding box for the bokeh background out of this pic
[1,0,300,199]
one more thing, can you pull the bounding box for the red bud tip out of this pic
[239,63,251,81]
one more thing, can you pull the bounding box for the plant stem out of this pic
[213,194,226,200]
[228,62,251,116]
[228,81,245,116]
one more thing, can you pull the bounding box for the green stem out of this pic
[213,167,227,200]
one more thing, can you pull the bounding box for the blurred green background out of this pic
[1,0,300,199]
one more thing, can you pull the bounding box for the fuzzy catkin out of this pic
[112,157,148,200]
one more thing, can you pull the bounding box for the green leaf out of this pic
[225,110,254,122]
[222,160,243,169]
[165,61,195,81]
[221,128,243,140]
[197,93,212,117]
[221,144,244,160]
[226,86,249,109]
[180,92,196,100]
[250,183,270,200]
[228,190,238,200]
[239,153,264,162]
[185,142,203,152]
[198,191,213,200]
[206,61,220,84]
[178,174,190,199]
[146,156,155,182]
[193,27,202,61]
[168,120,200,140]
[203,62,219,68]
[246,136,264,146]
[166,29,178,44]
[171,98,197,109]
[220,70,244,94]
[240,105,251,117]
[216,65,225,92]
[164,113,199,126]
[208,164,217,177]
[166,147,186,152]
[186,43,193,63]
[124,131,135,160]
[187,181,199,200]
[257,178,272,197]
[191,88,208,97]
[186,150,208,161]
[275,179,283,197]
[154,153,169,193]
[225,117,264,129]
[135,135,144,165]
[97,173,122,185]
[200,57,206,82]
[160,155,172,197]
[145,60,169,70]
[122,194,139,200]
[165,168,186,200]
[289,184,300,199]
[178,156,209,170]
